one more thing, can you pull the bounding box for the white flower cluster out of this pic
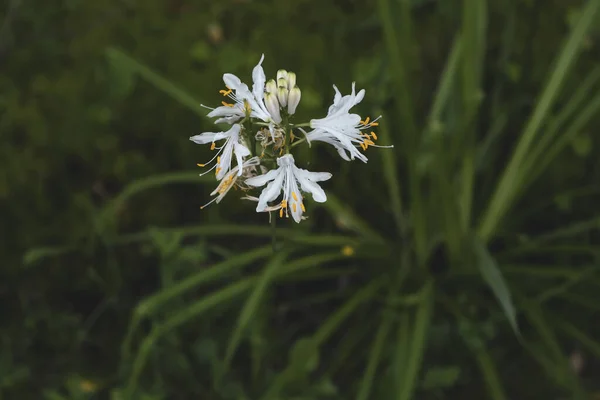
[191,54,390,223]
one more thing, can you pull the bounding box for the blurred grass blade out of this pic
[396,280,433,400]
[127,251,343,396]
[473,346,507,400]
[378,121,404,236]
[122,246,272,361]
[525,89,600,187]
[96,171,211,233]
[478,0,600,241]
[105,47,208,116]
[519,296,585,396]
[522,67,600,178]
[459,0,487,230]
[319,193,386,244]
[356,308,393,400]
[554,317,600,359]
[473,238,519,336]
[225,251,288,367]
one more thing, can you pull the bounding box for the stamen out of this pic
[370,131,378,140]
[279,208,284,218]
[197,163,205,167]
[364,139,375,146]
[219,88,232,96]
[215,167,221,175]
[301,202,306,212]
[371,122,379,126]
[360,116,370,125]
[292,192,298,201]
[217,156,221,164]
[210,142,216,150]
[221,101,234,107]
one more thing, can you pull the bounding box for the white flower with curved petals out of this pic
[205,54,281,125]
[245,154,332,223]
[190,124,250,180]
[200,157,262,209]
[306,83,387,163]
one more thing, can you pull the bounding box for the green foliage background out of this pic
[2,0,600,398]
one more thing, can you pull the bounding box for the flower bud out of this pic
[277,86,288,107]
[287,86,301,115]
[276,69,288,82]
[265,92,282,123]
[286,72,296,90]
[266,79,277,95]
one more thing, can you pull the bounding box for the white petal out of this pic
[245,168,280,187]
[233,142,250,176]
[223,73,243,91]
[297,177,328,203]
[190,132,220,144]
[294,167,332,182]
[288,173,304,223]
[207,105,245,119]
[252,54,266,101]
[216,138,234,180]
[256,170,285,211]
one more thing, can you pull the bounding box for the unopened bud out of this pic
[277,87,288,107]
[265,92,282,123]
[266,79,277,95]
[286,72,296,90]
[287,86,301,115]
[276,69,288,82]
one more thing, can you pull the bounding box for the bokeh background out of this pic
[3,0,600,398]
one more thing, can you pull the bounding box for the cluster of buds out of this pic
[191,54,391,223]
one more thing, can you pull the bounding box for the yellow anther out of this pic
[292,192,298,201]
[341,245,355,257]
[221,101,234,107]
[281,200,288,208]
[361,116,370,125]
[197,163,205,167]
[361,133,371,139]
[279,208,284,218]
[371,131,378,140]
[301,202,306,212]
[371,122,379,126]
[210,142,216,150]
[215,167,221,175]
[217,156,221,163]
[360,142,367,151]
[292,203,297,212]
[219,88,232,96]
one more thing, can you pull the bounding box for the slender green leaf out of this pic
[225,251,288,366]
[478,0,600,240]
[473,238,519,335]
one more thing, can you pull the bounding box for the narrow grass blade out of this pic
[396,280,434,400]
[473,346,507,400]
[478,0,600,241]
[473,238,519,336]
[121,246,271,361]
[356,309,393,400]
[105,47,208,117]
[224,251,288,367]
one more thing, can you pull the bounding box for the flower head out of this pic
[307,83,385,162]
[245,154,332,223]
[190,124,250,180]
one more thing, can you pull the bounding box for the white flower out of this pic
[245,154,332,223]
[190,124,250,180]
[201,157,261,209]
[204,54,281,125]
[306,83,386,163]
